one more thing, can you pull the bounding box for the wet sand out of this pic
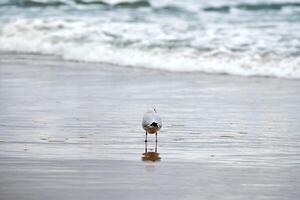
[0,52,300,199]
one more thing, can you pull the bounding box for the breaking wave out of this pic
[1,0,300,79]
[1,19,299,79]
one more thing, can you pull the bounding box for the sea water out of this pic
[0,0,300,78]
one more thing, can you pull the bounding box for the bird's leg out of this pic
[144,131,148,142]
[145,141,147,153]
[155,140,157,153]
[155,132,157,142]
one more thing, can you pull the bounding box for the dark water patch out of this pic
[154,5,186,13]
[74,0,109,6]
[113,0,151,8]
[0,0,67,8]
[203,2,300,13]
[152,5,196,18]
[0,2,14,7]
[76,0,151,9]
[14,0,65,8]
[0,0,151,9]
[203,6,230,13]
[236,2,300,11]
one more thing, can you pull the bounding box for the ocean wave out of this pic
[3,46,299,79]
[0,19,299,79]
[0,0,152,8]
[0,0,191,16]
[4,0,300,15]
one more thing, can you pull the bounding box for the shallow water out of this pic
[0,0,300,78]
[1,53,300,167]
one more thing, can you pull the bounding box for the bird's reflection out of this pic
[142,141,161,162]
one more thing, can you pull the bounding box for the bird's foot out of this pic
[144,140,148,142]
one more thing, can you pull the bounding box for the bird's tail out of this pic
[150,122,158,127]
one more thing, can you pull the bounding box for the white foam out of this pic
[0,18,299,79]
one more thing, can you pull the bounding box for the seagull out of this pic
[142,108,162,142]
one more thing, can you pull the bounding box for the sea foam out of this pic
[0,0,300,79]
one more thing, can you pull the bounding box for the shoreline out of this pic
[1,51,299,80]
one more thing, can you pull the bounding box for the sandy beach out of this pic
[0,52,300,200]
